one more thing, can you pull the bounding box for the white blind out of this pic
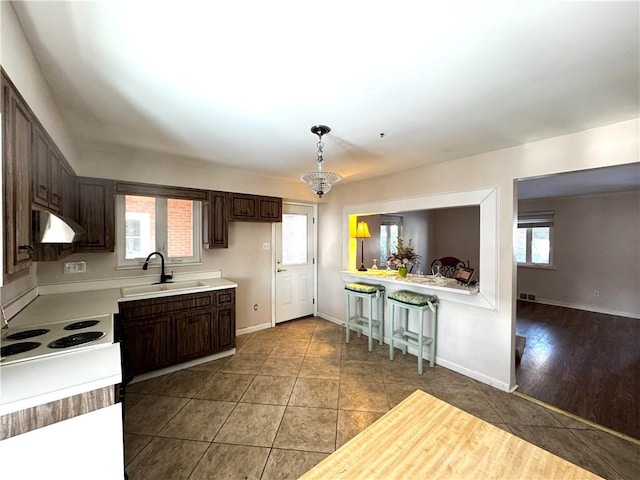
[518,211,554,228]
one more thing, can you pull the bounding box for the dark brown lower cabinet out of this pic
[175,311,214,361]
[124,316,174,375]
[119,288,236,376]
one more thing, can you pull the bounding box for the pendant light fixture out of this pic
[300,125,342,198]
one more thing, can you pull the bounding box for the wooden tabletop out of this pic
[300,390,602,480]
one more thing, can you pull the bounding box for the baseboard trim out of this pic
[237,322,272,336]
[436,358,512,392]
[534,298,639,320]
[316,312,344,326]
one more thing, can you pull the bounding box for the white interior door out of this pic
[274,203,316,324]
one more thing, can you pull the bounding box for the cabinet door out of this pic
[76,177,115,252]
[229,194,258,221]
[48,148,62,211]
[259,197,282,222]
[31,123,51,209]
[2,73,33,281]
[214,289,236,352]
[202,191,228,248]
[215,306,236,352]
[123,316,174,375]
[175,311,214,361]
[31,123,62,212]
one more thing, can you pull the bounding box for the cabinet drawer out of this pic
[215,289,235,306]
[119,292,214,320]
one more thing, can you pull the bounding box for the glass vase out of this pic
[398,265,408,278]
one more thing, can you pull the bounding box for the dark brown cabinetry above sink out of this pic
[2,67,283,282]
[203,191,229,249]
[118,288,236,376]
[229,193,282,223]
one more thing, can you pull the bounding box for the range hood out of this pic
[33,209,86,244]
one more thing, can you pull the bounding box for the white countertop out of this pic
[1,274,237,416]
[8,289,122,329]
[340,270,494,309]
[342,270,479,295]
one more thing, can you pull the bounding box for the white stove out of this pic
[1,314,114,365]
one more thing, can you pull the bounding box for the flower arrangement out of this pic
[387,236,422,269]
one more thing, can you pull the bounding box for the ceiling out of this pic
[517,163,640,200]
[11,1,640,189]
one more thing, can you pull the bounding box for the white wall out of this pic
[317,118,639,392]
[433,206,480,273]
[518,190,640,318]
[1,2,78,169]
[1,2,72,305]
[0,4,319,329]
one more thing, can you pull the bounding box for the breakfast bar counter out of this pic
[341,270,485,309]
[300,390,602,479]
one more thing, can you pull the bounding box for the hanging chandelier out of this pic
[300,125,342,198]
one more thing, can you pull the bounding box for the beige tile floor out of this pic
[124,317,640,480]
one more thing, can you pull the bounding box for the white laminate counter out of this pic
[342,270,481,307]
[8,288,122,328]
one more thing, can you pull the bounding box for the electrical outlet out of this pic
[262,242,270,250]
[64,261,86,274]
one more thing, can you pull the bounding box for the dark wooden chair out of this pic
[430,257,469,278]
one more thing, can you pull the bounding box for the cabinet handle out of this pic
[277,268,286,272]
[18,245,34,257]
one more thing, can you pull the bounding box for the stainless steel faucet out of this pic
[142,251,173,284]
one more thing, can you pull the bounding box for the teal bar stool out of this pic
[388,290,438,375]
[344,282,385,352]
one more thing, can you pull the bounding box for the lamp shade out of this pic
[354,221,371,239]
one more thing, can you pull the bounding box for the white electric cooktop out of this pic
[1,314,114,365]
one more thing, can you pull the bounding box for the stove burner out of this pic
[48,331,105,349]
[64,320,100,330]
[2,341,42,357]
[5,329,50,340]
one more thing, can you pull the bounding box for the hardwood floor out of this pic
[516,301,640,440]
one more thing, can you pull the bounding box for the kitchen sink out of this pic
[120,280,209,297]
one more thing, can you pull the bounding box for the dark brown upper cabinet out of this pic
[76,176,115,252]
[229,193,282,222]
[202,191,229,249]
[2,70,33,281]
[31,122,62,212]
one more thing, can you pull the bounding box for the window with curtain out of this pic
[516,211,554,266]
